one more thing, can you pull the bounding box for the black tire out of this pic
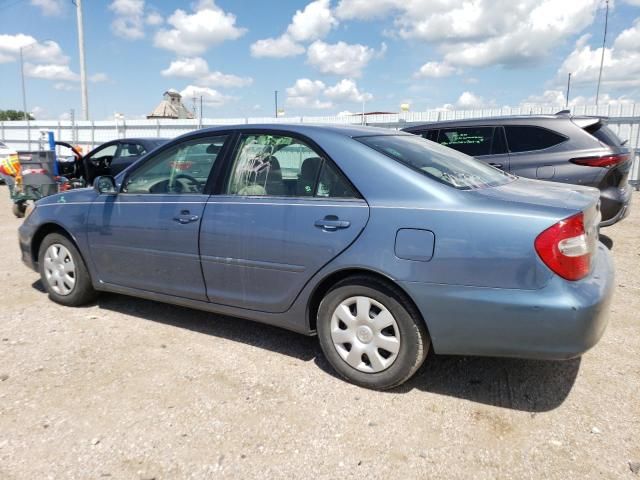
[317,276,429,390]
[12,202,26,218]
[38,233,98,306]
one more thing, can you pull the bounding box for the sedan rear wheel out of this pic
[317,276,429,390]
[330,295,401,373]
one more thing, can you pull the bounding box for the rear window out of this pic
[357,135,512,190]
[585,123,622,147]
[505,126,566,153]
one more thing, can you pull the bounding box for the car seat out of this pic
[296,157,322,196]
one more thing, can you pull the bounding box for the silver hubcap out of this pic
[43,244,76,296]
[330,296,401,373]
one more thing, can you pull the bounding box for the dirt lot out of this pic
[0,186,638,480]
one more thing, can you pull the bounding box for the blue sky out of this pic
[1,0,639,120]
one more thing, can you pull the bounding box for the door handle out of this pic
[173,210,200,224]
[314,215,350,231]
[489,162,503,169]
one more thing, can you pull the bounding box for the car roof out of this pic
[118,137,170,143]
[402,115,602,131]
[190,123,407,138]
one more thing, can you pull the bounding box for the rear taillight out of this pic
[570,153,628,168]
[535,212,591,281]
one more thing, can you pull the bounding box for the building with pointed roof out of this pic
[147,89,195,119]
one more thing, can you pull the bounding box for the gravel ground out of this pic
[0,185,638,480]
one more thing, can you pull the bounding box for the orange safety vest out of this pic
[0,153,20,177]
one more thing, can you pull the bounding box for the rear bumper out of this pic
[599,184,632,226]
[401,243,614,360]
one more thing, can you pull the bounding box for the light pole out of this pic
[274,90,278,118]
[595,0,609,106]
[566,73,572,109]
[75,0,89,120]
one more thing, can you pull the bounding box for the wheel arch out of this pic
[31,222,81,266]
[306,267,431,338]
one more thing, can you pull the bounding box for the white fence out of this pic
[1,103,639,186]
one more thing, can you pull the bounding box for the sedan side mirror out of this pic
[94,175,117,194]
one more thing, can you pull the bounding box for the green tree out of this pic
[0,109,35,121]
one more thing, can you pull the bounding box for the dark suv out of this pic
[402,114,632,226]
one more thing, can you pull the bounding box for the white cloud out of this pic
[521,90,568,107]
[30,106,46,118]
[89,73,109,83]
[154,1,246,55]
[338,0,601,69]
[555,21,640,89]
[30,0,63,16]
[286,78,332,109]
[324,79,373,103]
[53,83,74,91]
[414,61,458,78]
[285,78,373,110]
[307,40,377,77]
[24,63,79,81]
[0,35,68,65]
[456,91,489,109]
[522,89,637,107]
[250,35,305,58]
[161,57,252,88]
[109,0,145,40]
[436,91,494,110]
[287,0,338,42]
[250,0,337,58]
[145,11,164,26]
[335,0,401,20]
[179,85,231,107]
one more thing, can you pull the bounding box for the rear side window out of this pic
[226,133,359,198]
[437,127,493,156]
[118,143,146,157]
[585,123,622,147]
[422,130,439,142]
[505,126,566,153]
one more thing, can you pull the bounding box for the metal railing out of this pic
[1,104,639,187]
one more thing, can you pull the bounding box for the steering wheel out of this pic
[172,173,202,192]
[89,155,114,168]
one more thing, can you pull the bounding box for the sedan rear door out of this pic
[199,131,369,313]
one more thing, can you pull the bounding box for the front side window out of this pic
[122,135,227,194]
[226,133,358,198]
[437,127,494,156]
[358,134,512,190]
[505,126,567,153]
[89,144,117,162]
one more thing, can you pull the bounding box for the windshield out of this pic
[357,134,513,190]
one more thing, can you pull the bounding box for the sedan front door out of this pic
[86,134,229,300]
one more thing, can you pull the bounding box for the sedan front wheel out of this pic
[38,233,98,306]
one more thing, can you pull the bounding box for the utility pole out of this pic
[274,90,278,118]
[199,95,203,128]
[75,0,89,120]
[565,73,572,108]
[19,46,31,149]
[595,0,609,106]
